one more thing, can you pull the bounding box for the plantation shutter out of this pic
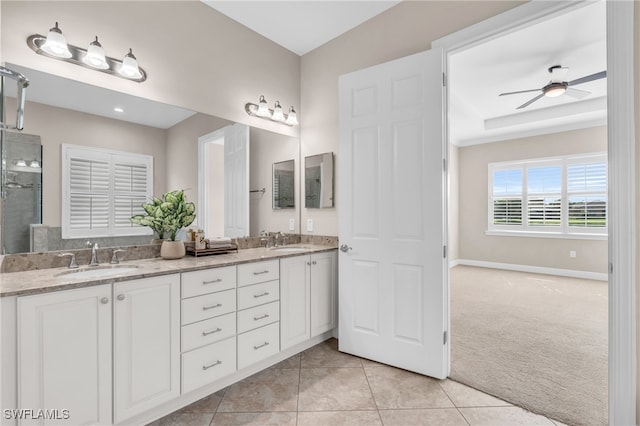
[491,168,523,226]
[567,158,607,229]
[526,164,562,227]
[62,145,153,239]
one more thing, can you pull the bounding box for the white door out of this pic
[113,275,180,423]
[224,123,250,237]
[338,49,448,379]
[18,285,112,425]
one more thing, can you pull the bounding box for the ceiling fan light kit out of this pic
[499,65,606,110]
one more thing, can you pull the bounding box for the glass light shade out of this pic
[41,22,72,58]
[119,48,143,79]
[272,101,285,122]
[29,160,41,168]
[82,37,109,69]
[285,106,298,126]
[545,86,566,98]
[15,159,27,167]
[256,95,270,117]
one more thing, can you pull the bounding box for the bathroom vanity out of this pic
[0,245,337,425]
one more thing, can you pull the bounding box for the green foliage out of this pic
[130,190,196,241]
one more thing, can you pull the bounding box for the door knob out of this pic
[339,244,352,253]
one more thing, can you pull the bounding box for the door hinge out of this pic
[609,262,613,274]
[443,331,448,345]
[443,245,447,258]
[443,158,447,172]
[442,72,447,87]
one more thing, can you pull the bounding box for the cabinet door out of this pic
[113,274,180,423]
[311,251,338,337]
[18,285,112,425]
[279,255,311,350]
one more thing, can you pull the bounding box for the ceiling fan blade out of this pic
[568,70,606,86]
[550,66,569,83]
[517,93,545,110]
[499,88,541,96]
[564,87,591,99]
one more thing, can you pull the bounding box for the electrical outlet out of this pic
[569,250,577,258]
[289,218,295,231]
[307,218,313,232]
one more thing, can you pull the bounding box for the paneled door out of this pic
[224,123,250,237]
[338,48,449,379]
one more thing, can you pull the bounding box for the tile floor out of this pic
[149,339,566,426]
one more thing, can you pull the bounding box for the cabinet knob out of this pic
[117,294,125,301]
[100,297,109,304]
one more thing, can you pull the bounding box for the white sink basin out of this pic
[57,265,139,280]
[269,246,310,253]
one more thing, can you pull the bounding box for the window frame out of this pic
[487,152,607,239]
[62,144,154,239]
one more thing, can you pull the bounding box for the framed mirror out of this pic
[305,152,334,208]
[272,159,295,209]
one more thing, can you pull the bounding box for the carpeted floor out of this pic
[449,265,608,426]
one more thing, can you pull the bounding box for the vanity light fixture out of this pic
[14,159,27,167]
[29,160,41,169]
[245,95,298,126]
[27,22,147,82]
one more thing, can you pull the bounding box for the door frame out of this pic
[197,127,226,236]
[432,1,636,424]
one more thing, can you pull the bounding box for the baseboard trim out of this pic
[453,259,608,281]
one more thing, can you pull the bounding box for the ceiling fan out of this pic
[499,65,606,110]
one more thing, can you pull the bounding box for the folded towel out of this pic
[208,237,232,244]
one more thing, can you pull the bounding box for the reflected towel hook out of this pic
[250,188,266,194]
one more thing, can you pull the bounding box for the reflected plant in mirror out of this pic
[273,159,295,209]
[305,152,334,208]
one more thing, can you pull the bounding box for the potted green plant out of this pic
[131,189,196,259]
[130,196,167,243]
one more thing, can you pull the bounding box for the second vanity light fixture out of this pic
[27,22,147,82]
[245,95,298,126]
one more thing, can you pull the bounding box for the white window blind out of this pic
[62,145,153,239]
[488,153,607,238]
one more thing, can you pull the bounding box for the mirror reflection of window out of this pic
[273,160,295,209]
[305,152,334,209]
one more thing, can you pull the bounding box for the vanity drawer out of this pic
[237,301,279,334]
[237,280,279,310]
[182,266,236,299]
[237,322,280,369]
[237,260,279,287]
[181,289,236,325]
[182,312,236,352]
[181,337,236,394]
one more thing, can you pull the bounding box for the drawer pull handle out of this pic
[253,341,270,350]
[254,314,269,321]
[253,270,269,275]
[202,327,222,336]
[202,360,222,370]
[203,278,222,285]
[253,292,269,298]
[202,303,222,310]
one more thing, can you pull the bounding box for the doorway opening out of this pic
[443,2,609,425]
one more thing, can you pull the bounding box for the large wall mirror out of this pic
[1,63,300,254]
[305,152,334,208]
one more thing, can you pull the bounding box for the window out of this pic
[62,145,153,239]
[488,153,607,238]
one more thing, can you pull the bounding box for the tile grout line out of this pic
[361,359,385,426]
[437,381,470,426]
[295,362,302,426]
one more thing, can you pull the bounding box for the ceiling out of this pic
[202,1,400,56]
[449,1,607,146]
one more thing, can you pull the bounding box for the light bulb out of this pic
[15,159,27,167]
[285,106,298,126]
[256,95,270,117]
[119,48,143,79]
[29,160,41,168]
[41,22,72,58]
[82,36,109,69]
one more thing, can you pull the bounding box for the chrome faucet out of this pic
[87,241,99,266]
[111,249,125,264]
[58,252,79,269]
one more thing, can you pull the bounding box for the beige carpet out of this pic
[449,265,608,426]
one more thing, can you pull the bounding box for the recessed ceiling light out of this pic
[113,107,124,113]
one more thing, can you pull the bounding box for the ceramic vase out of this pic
[160,240,185,259]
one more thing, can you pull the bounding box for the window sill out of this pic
[485,229,607,241]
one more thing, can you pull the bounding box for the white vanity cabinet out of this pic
[112,274,181,423]
[17,284,113,425]
[280,251,338,350]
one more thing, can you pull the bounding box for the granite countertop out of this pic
[0,244,337,297]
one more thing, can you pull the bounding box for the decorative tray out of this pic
[186,244,238,257]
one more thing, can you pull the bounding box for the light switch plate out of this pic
[307,218,313,232]
[289,218,295,231]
